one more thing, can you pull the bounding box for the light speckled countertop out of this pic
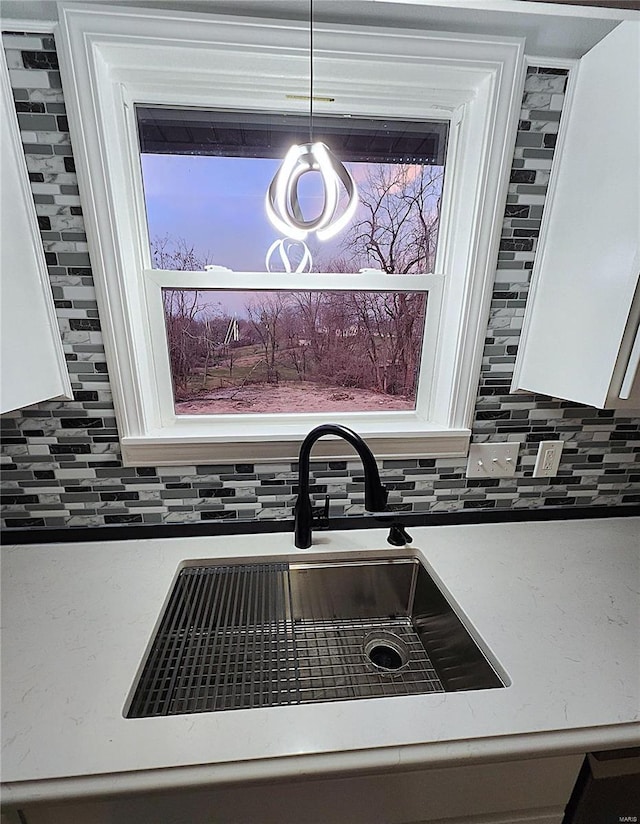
[1,517,639,805]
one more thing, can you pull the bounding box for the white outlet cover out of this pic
[533,440,564,477]
[466,442,520,478]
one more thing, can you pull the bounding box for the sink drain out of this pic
[364,631,409,672]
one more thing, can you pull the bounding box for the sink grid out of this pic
[127,563,445,717]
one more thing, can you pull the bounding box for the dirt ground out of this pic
[175,381,414,415]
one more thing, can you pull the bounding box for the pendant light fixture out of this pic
[265,237,313,273]
[265,0,358,241]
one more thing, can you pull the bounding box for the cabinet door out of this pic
[512,21,640,409]
[0,48,72,414]
[18,754,582,824]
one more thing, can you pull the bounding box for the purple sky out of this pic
[142,153,443,318]
[142,153,375,317]
[141,153,352,272]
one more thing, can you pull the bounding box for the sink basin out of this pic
[126,555,506,718]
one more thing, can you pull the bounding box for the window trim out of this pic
[56,3,525,465]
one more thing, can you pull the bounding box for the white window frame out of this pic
[56,3,525,465]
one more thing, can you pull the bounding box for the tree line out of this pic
[154,163,442,401]
[161,287,427,400]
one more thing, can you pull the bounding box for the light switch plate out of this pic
[466,442,520,478]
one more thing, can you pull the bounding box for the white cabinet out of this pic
[512,21,640,409]
[0,48,72,414]
[15,753,582,824]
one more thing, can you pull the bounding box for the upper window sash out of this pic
[136,107,448,277]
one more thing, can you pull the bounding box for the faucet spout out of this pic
[294,424,388,549]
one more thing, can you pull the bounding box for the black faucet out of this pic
[294,423,389,549]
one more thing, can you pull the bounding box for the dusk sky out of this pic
[141,153,355,272]
[142,153,443,317]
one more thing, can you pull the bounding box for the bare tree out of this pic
[162,290,203,397]
[151,234,213,272]
[151,235,222,398]
[245,293,287,384]
[290,291,331,373]
[345,164,442,274]
[280,301,308,380]
[309,163,441,396]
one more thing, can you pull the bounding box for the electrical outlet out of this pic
[533,440,564,478]
[466,443,519,479]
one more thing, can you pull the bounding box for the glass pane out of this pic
[162,289,428,415]
[139,109,447,274]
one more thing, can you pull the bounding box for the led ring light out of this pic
[266,141,358,241]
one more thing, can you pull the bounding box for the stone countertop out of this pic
[1,517,639,806]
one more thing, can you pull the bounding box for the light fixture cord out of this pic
[309,0,313,143]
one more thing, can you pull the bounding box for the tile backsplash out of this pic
[2,31,639,531]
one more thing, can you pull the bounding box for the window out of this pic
[57,4,524,464]
[139,109,446,418]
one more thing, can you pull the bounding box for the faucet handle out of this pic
[387,523,413,547]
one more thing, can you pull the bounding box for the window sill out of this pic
[120,427,471,466]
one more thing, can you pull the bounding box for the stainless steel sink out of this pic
[126,555,506,718]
